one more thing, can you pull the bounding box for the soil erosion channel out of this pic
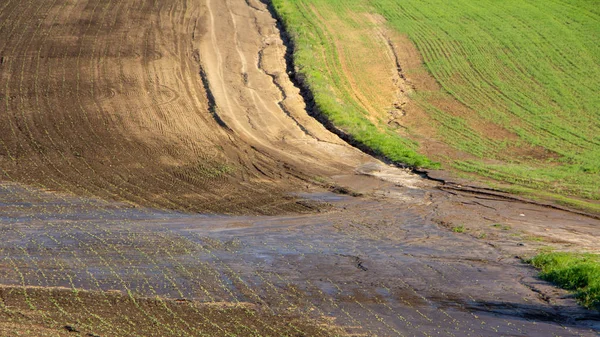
[0,0,599,336]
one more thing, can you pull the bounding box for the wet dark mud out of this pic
[1,178,598,336]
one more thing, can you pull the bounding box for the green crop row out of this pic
[374,0,600,199]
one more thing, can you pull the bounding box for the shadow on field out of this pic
[437,296,600,328]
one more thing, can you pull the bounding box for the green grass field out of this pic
[272,0,600,207]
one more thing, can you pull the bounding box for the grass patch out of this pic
[529,252,600,310]
[451,225,466,233]
[524,235,544,242]
[491,223,511,231]
[379,0,600,201]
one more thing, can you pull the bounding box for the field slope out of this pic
[272,0,600,207]
[0,0,374,215]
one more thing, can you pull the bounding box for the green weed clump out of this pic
[530,252,600,310]
[452,225,466,233]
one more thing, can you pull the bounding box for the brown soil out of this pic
[0,0,371,215]
[0,285,344,336]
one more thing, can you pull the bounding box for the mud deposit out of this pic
[1,0,599,335]
[1,179,599,336]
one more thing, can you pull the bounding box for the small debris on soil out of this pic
[295,199,331,212]
[64,325,80,333]
[357,259,368,271]
[330,185,362,197]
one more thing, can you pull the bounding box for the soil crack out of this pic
[338,254,369,271]
[255,41,317,139]
[192,49,232,132]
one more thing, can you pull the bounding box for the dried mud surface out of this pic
[1,0,599,336]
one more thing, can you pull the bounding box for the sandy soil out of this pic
[0,0,599,336]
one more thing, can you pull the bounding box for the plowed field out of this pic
[0,0,374,215]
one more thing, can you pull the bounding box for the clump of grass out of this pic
[524,235,544,242]
[529,252,600,310]
[452,225,466,233]
[491,223,511,230]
